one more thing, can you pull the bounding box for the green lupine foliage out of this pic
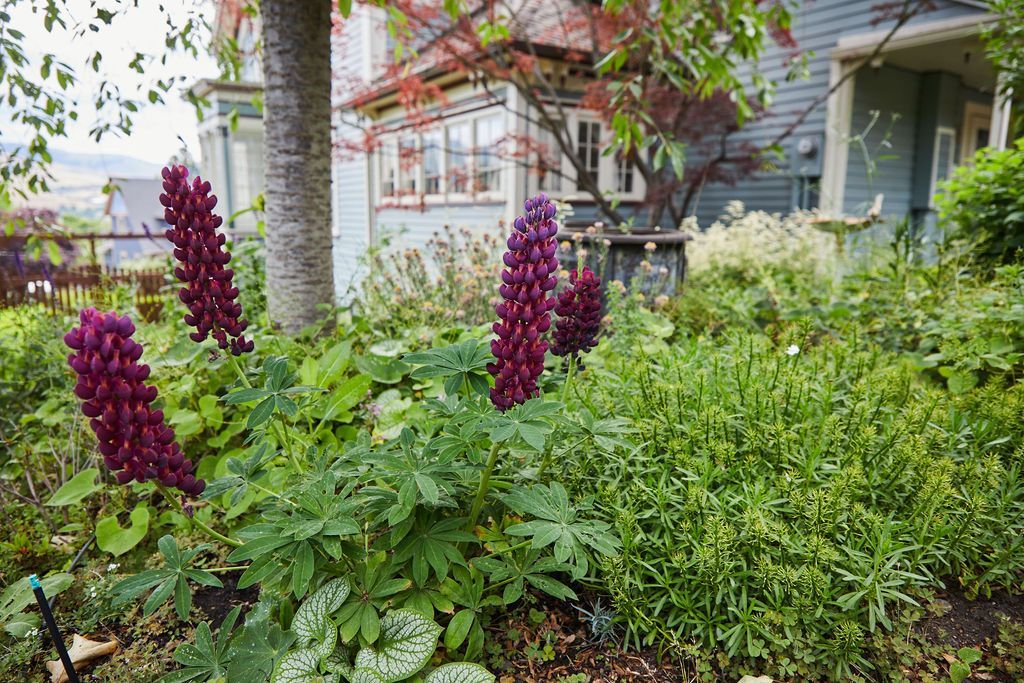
[565,329,1024,680]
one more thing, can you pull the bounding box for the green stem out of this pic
[536,434,589,481]
[466,443,501,534]
[535,446,553,480]
[205,565,250,573]
[471,539,533,563]
[561,354,577,406]
[156,484,241,548]
[276,415,303,474]
[227,353,301,474]
[537,357,579,481]
[225,354,252,389]
[248,481,298,507]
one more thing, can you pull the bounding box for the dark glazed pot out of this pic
[559,226,691,295]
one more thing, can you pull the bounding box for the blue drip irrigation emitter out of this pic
[29,574,79,683]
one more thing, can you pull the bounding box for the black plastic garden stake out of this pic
[29,574,79,683]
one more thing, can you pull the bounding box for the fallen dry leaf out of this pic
[46,633,118,683]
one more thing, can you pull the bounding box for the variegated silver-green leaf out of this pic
[323,646,353,677]
[270,647,337,683]
[350,668,386,683]
[352,609,442,683]
[424,662,495,683]
[293,577,350,650]
[311,619,337,661]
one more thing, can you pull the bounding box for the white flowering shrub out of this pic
[685,202,836,282]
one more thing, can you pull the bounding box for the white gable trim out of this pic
[832,13,997,60]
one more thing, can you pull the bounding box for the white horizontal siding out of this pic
[332,5,373,303]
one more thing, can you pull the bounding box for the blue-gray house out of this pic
[694,0,1011,228]
[205,0,1012,299]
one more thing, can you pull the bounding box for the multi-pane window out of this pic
[616,153,634,194]
[398,136,418,193]
[422,131,442,195]
[576,120,601,190]
[446,122,471,193]
[380,143,397,197]
[474,115,503,193]
[538,125,562,192]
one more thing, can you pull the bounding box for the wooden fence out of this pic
[0,264,167,320]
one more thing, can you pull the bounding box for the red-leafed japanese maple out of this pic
[336,0,935,227]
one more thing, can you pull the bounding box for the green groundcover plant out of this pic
[561,248,1024,680]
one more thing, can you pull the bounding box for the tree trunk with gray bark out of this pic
[262,0,335,335]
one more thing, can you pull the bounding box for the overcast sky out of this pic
[2,0,218,165]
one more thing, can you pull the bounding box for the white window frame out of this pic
[397,134,420,197]
[960,101,993,165]
[378,138,399,200]
[444,119,473,203]
[422,129,443,196]
[575,118,602,193]
[474,113,504,198]
[535,121,564,194]
[374,105,508,206]
[528,109,645,202]
[929,126,957,208]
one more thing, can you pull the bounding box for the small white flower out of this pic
[786,344,800,356]
[107,563,119,572]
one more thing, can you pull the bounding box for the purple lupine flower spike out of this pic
[161,165,254,356]
[551,266,602,366]
[487,193,559,411]
[64,308,205,496]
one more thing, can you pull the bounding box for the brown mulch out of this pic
[192,572,260,627]
[916,589,1024,649]
[488,595,687,682]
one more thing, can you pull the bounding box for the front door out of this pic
[960,102,993,164]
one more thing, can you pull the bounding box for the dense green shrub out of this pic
[567,329,1024,680]
[938,139,1024,267]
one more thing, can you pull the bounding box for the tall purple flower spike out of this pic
[551,266,602,365]
[161,164,254,356]
[64,308,205,496]
[487,193,559,411]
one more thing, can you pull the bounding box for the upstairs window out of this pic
[398,136,418,194]
[446,122,471,193]
[616,153,634,194]
[474,114,503,193]
[576,120,601,191]
[380,143,397,197]
[422,131,442,195]
[537,125,563,193]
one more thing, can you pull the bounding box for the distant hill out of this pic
[3,142,162,219]
[46,147,161,178]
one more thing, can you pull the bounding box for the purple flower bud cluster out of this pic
[161,165,254,356]
[487,193,559,411]
[551,267,602,362]
[64,308,205,496]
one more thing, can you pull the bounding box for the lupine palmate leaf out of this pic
[352,609,442,683]
[424,662,495,683]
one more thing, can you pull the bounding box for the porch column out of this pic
[821,58,857,216]
[990,74,1012,151]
